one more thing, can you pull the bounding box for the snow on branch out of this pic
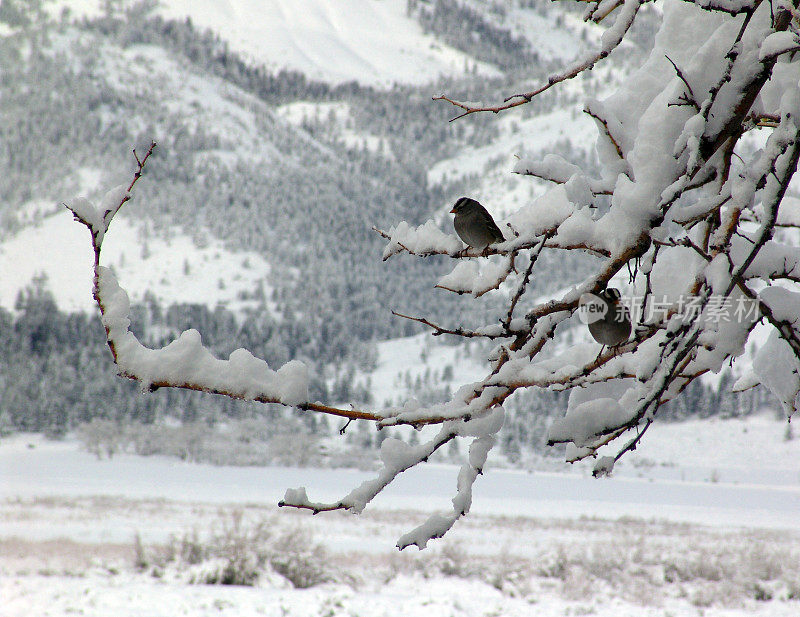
[280,408,504,551]
[66,143,513,548]
[512,153,614,195]
[96,268,309,404]
[67,0,800,548]
[65,148,309,403]
[418,0,800,466]
[435,255,516,296]
[65,144,391,424]
[688,0,760,16]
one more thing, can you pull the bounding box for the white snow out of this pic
[276,101,351,126]
[15,6,800,609]
[615,411,800,485]
[382,220,463,260]
[52,0,501,86]
[548,397,635,448]
[98,266,308,404]
[0,208,273,313]
[504,184,577,240]
[506,4,603,61]
[776,195,800,226]
[363,334,488,407]
[754,330,800,414]
[436,257,513,297]
[759,30,800,61]
[93,41,288,164]
[2,413,800,616]
[276,101,389,153]
[2,415,799,530]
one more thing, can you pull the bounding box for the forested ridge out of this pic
[0,1,778,465]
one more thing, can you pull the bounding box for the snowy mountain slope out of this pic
[90,38,306,165]
[359,334,488,407]
[0,206,272,313]
[453,0,605,62]
[0,2,620,320]
[52,0,502,86]
[276,101,389,153]
[6,0,776,454]
[506,4,604,60]
[0,35,302,313]
[0,21,439,323]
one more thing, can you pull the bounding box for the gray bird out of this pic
[451,197,505,253]
[588,288,631,351]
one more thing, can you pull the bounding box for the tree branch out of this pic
[434,0,645,121]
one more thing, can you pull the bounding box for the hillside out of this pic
[49,0,598,84]
[0,0,780,461]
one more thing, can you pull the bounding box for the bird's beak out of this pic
[450,207,456,213]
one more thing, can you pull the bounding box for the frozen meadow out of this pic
[4,0,800,614]
[2,416,799,617]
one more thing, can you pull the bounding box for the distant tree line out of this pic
[0,3,780,463]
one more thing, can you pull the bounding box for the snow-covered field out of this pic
[2,416,799,617]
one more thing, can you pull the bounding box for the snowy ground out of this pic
[2,418,799,617]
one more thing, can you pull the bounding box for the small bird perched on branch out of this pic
[587,288,631,352]
[451,197,505,254]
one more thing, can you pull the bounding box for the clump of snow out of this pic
[548,398,635,447]
[436,257,512,296]
[774,196,800,226]
[65,184,129,247]
[281,486,309,505]
[759,30,800,61]
[592,455,616,477]
[704,254,732,295]
[732,370,760,392]
[64,197,101,232]
[379,438,414,467]
[505,185,576,240]
[98,267,309,405]
[396,513,453,550]
[754,330,800,415]
[382,220,463,260]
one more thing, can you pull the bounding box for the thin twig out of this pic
[584,106,626,160]
[391,310,506,339]
[434,0,643,121]
[665,54,699,111]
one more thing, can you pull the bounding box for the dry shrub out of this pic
[142,510,331,588]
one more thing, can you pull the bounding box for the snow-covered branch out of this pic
[67,0,800,548]
[280,408,503,550]
[64,145,403,425]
